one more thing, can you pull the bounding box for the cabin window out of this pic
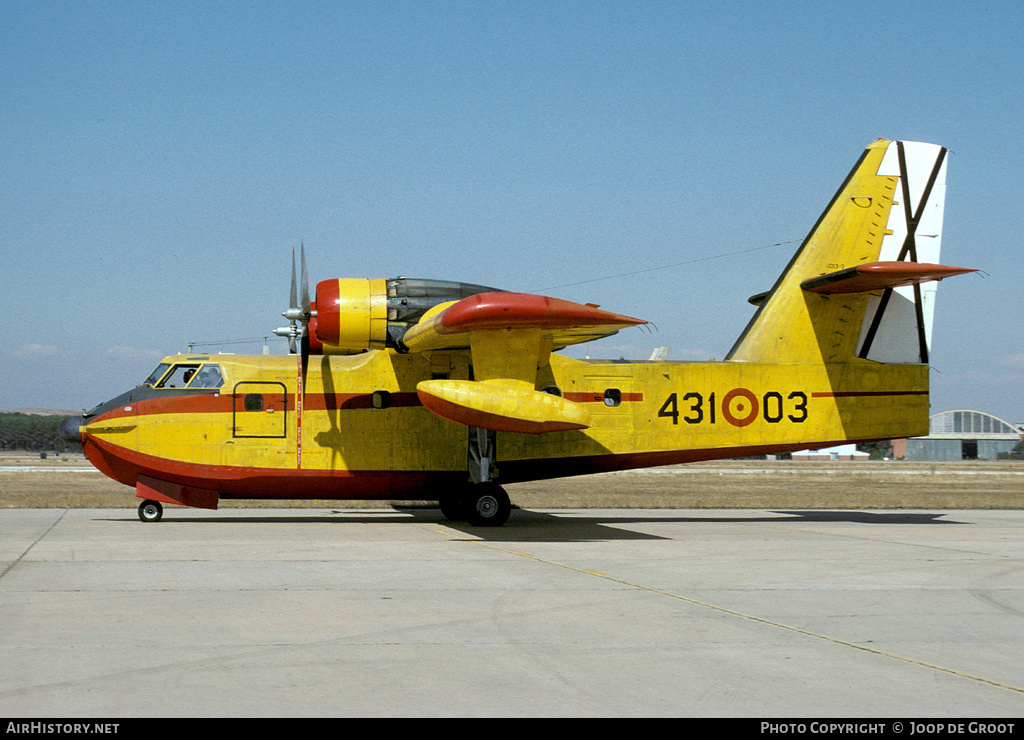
[244,393,264,412]
[371,390,392,409]
[604,388,622,407]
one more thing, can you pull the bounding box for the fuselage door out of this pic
[233,381,288,438]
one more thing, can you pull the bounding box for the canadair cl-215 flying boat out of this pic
[60,140,974,525]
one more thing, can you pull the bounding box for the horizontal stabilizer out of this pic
[417,379,591,434]
[801,261,976,295]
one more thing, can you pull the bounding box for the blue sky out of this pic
[2,1,1021,422]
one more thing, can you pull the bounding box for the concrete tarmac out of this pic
[1,506,1023,717]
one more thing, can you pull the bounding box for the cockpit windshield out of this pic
[141,362,224,390]
[142,363,171,387]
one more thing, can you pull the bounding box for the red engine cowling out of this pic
[294,277,504,354]
[313,279,388,354]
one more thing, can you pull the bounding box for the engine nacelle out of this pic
[314,278,388,354]
[299,277,505,355]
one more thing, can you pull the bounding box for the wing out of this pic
[399,292,646,353]
[399,292,647,434]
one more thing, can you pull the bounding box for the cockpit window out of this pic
[187,364,224,389]
[142,362,224,390]
[142,363,171,387]
[157,364,201,388]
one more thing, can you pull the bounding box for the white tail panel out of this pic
[856,141,948,363]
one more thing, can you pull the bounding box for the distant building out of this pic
[894,410,1024,461]
[790,444,869,461]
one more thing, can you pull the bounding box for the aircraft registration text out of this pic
[658,390,809,427]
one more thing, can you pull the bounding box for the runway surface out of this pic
[2,507,1023,717]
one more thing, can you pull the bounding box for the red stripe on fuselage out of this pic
[810,390,928,398]
[302,392,422,411]
[94,393,228,421]
[89,391,423,421]
[563,392,644,403]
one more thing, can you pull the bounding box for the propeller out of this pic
[274,243,315,390]
[275,244,313,350]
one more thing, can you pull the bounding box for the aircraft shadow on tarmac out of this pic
[439,509,964,543]
[95,507,963,544]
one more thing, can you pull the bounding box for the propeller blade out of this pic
[300,241,311,316]
[289,248,298,312]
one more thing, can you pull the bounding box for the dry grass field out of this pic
[2,452,1022,510]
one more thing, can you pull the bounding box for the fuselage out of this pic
[66,349,929,503]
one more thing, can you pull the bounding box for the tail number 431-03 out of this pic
[658,390,808,427]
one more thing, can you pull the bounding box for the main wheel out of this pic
[464,484,511,527]
[138,500,163,523]
[439,496,466,521]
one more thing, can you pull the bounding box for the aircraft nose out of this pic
[58,415,82,443]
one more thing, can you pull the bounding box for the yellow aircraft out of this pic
[60,139,974,525]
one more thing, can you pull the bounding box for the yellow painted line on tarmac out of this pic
[464,536,1024,698]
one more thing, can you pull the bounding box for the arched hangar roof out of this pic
[928,409,1023,439]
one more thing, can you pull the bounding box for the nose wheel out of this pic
[138,500,164,522]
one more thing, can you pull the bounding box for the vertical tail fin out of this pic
[726,140,969,365]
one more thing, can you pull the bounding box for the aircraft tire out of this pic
[439,496,466,521]
[138,500,163,523]
[464,483,511,527]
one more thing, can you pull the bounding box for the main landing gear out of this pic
[439,482,512,527]
[438,426,512,527]
[137,499,163,522]
[466,483,512,527]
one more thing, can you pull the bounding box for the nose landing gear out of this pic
[137,499,164,523]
